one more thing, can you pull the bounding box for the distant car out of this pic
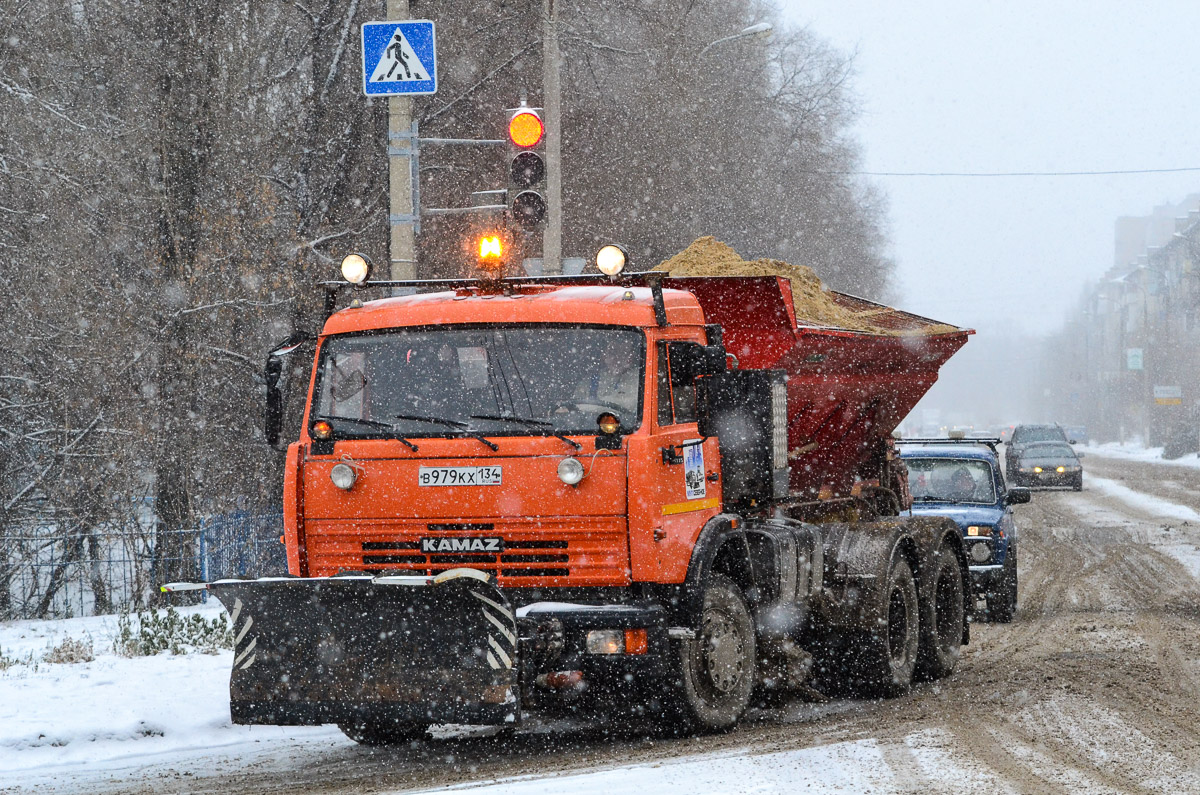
[899,441,1031,622]
[1004,423,1070,478]
[1062,425,1088,446]
[1012,441,1083,490]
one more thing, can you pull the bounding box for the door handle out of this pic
[661,446,684,465]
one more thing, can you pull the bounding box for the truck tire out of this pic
[671,574,756,732]
[337,717,428,746]
[846,557,920,697]
[990,554,1018,623]
[915,547,965,681]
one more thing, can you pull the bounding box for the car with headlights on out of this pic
[1012,441,1083,490]
[1004,423,1071,479]
[899,439,1031,622]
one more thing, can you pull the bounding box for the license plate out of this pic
[418,466,502,486]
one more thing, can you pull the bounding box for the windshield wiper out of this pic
[470,414,582,451]
[393,413,500,452]
[916,495,960,504]
[312,415,418,451]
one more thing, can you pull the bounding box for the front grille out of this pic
[308,518,628,585]
[361,542,571,575]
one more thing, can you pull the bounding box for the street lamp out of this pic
[698,22,774,56]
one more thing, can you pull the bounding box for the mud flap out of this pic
[205,569,519,727]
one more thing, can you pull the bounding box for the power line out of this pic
[823,166,1200,177]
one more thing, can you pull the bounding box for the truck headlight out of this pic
[586,629,624,654]
[557,456,585,486]
[330,462,357,490]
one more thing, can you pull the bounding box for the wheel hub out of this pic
[701,610,746,693]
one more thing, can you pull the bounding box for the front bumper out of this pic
[968,563,1005,592]
[1017,470,1080,488]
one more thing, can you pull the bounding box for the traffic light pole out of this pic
[387,0,417,282]
[542,0,563,274]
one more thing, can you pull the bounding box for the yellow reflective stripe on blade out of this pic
[661,497,720,515]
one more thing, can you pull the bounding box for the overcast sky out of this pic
[780,1,1200,334]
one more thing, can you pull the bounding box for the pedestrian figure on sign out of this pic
[384,32,423,80]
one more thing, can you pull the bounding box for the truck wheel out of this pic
[672,574,756,732]
[848,557,919,697]
[337,717,428,746]
[990,555,1018,623]
[915,547,965,681]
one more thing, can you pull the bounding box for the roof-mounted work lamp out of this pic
[340,253,372,286]
[596,244,628,277]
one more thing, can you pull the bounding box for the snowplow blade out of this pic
[202,569,519,727]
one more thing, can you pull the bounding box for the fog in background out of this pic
[786,1,1200,429]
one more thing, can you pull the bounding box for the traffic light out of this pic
[506,105,547,229]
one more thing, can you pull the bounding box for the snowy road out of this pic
[7,448,1200,794]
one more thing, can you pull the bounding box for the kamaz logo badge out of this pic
[420,537,504,553]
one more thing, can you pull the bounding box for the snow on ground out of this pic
[1083,441,1200,470]
[400,730,1007,795]
[1086,476,1200,524]
[0,603,341,791]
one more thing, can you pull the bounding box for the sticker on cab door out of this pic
[683,441,706,499]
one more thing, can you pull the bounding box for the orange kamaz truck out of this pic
[167,246,971,742]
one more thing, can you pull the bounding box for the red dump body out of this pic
[665,276,971,498]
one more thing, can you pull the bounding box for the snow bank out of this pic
[1086,476,1200,523]
[1084,442,1200,470]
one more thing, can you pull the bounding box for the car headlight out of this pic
[969,540,992,563]
[557,456,585,486]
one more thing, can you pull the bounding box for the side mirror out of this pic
[1007,487,1032,505]
[667,341,726,381]
[264,356,285,448]
[1069,439,1078,445]
[264,332,314,450]
[1076,452,1085,459]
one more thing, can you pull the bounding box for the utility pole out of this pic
[388,0,417,281]
[542,0,563,274]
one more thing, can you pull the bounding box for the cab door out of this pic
[627,339,722,583]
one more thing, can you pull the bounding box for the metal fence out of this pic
[0,512,286,620]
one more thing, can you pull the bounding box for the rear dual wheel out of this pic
[843,557,921,697]
[916,547,965,681]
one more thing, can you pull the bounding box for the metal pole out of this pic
[542,0,563,274]
[388,0,417,281]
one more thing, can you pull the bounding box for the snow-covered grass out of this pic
[0,603,341,790]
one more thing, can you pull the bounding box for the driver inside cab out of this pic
[578,345,640,406]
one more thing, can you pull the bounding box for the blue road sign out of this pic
[362,20,437,96]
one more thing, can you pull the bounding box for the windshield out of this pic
[1022,443,1075,459]
[313,326,645,437]
[907,458,998,504]
[1013,426,1066,444]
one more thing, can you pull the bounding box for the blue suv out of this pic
[898,439,1031,622]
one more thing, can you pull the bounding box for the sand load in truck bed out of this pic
[652,242,972,498]
[653,237,959,336]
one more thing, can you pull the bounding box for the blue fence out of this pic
[0,512,286,620]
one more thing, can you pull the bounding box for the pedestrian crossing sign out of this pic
[361,20,437,96]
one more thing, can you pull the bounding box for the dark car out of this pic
[899,440,1031,622]
[1012,441,1083,490]
[1004,423,1071,478]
